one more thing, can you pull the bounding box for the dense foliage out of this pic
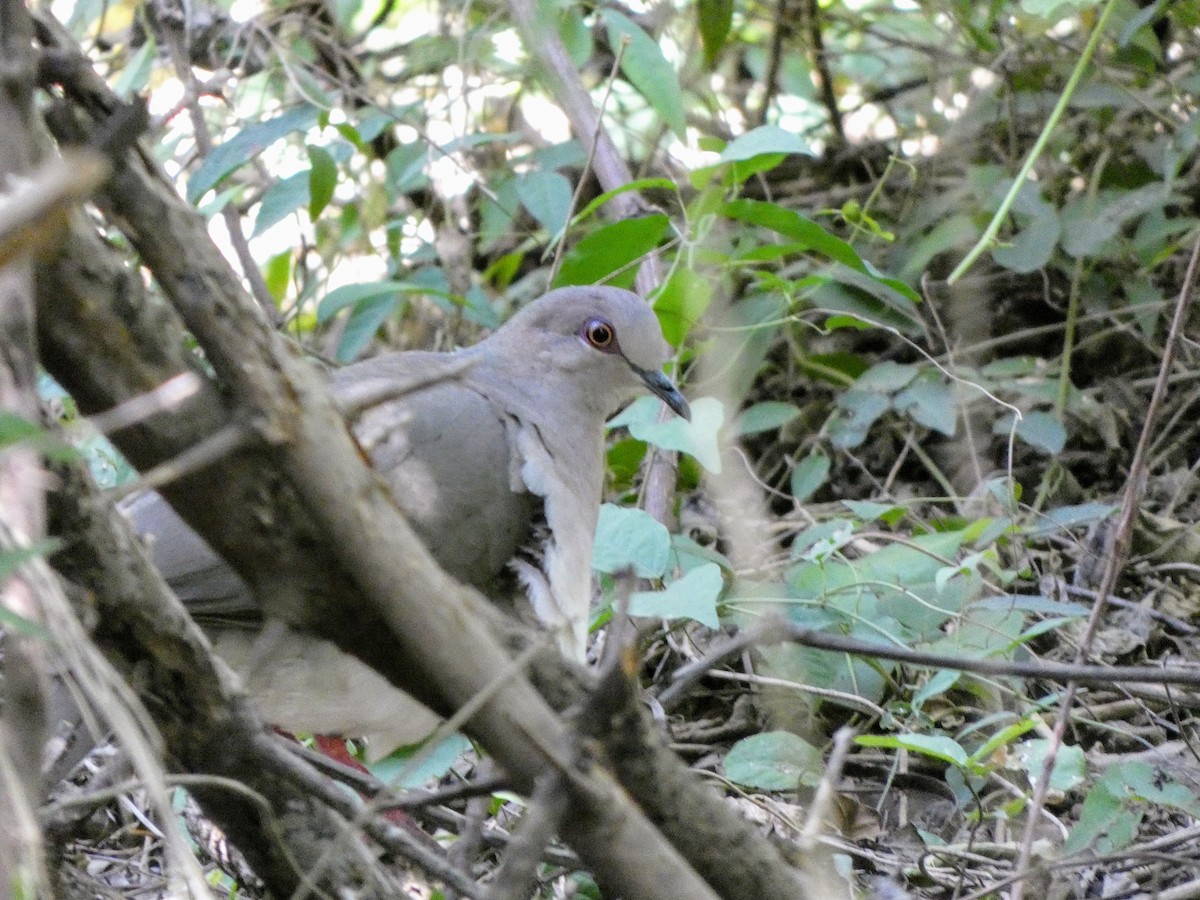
[10,0,1200,895]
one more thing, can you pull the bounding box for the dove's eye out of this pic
[582,318,617,352]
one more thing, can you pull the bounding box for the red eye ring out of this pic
[582,318,617,352]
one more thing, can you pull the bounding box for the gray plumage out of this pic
[126,285,688,756]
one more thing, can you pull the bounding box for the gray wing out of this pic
[343,366,537,592]
[127,351,536,612]
[121,490,256,619]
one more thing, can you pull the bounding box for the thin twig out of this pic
[1009,228,1200,899]
[547,35,629,285]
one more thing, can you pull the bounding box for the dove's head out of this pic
[492,285,691,421]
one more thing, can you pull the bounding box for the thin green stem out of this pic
[1056,148,1109,418]
[947,0,1119,284]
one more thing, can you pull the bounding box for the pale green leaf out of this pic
[253,173,309,237]
[1010,739,1086,791]
[995,410,1066,454]
[307,145,337,219]
[737,401,799,436]
[609,395,724,472]
[188,105,319,203]
[718,125,812,163]
[724,731,824,790]
[790,452,830,503]
[600,9,687,138]
[629,562,723,627]
[856,733,969,768]
[517,170,572,237]
[593,504,671,578]
[894,375,957,436]
[992,209,1061,273]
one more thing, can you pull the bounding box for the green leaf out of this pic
[1060,185,1172,259]
[969,717,1042,766]
[1021,0,1100,15]
[856,360,919,392]
[113,38,156,98]
[0,412,76,462]
[737,401,799,436]
[894,375,957,436]
[307,145,337,219]
[553,214,669,288]
[1010,739,1086,791]
[992,209,1061,273]
[697,0,733,69]
[263,251,293,302]
[253,173,309,237]
[0,539,60,583]
[609,395,724,473]
[790,518,854,560]
[188,105,320,203]
[517,170,572,237]
[337,294,403,362]
[996,410,1066,454]
[385,142,430,198]
[0,604,51,639]
[856,733,970,769]
[0,410,43,446]
[653,268,713,346]
[790,451,830,503]
[1028,502,1119,537]
[723,200,921,305]
[1065,759,1200,854]
[975,594,1088,616]
[0,541,60,640]
[571,178,678,225]
[912,670,960,710]
[368,733,472,788]
[719,125,812,163]
[629,562,723,627]
[600,9,687,138]
[828,389,889,449]
[554,0,591,67]
[317,282,413,323]
[724,731,824,790]
[823,265,922,324]
[1067,779,1141,854]
[725,199,861,266]
[841,499,904,523]
[593,504,671,578]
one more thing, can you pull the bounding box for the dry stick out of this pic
[505,0,649,275]
[0,150,109,265]
[546,36,629,286]
[801,727,853,851]
[661,616,1200,715]
[82,372,203,436]
[778,622,1200,688]
[753,0,788,128]
[802,0,844,146]
[292,638,554,900]
[1009,231,1200,900]
[103,421,252,500]
[486,772,569,900]
[39,21,791,900]
[147,0,280,326]
[255,735,484,900]
[504,0,681,529]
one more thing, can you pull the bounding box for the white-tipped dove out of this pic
[125,285,689,756]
